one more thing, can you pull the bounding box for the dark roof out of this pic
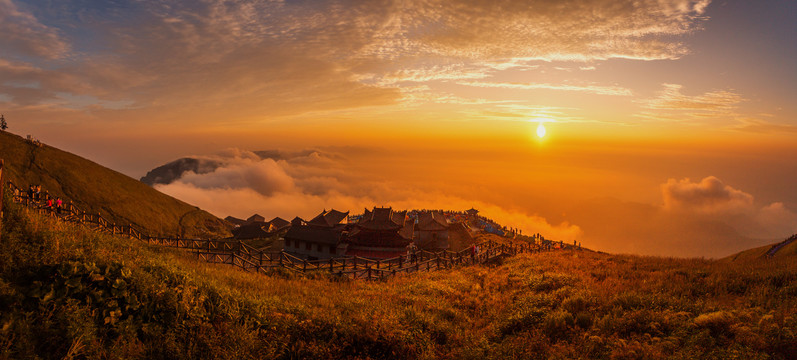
[232,222,271,239]
[308,209,349,228]
[224,216,246,226]
[357,207,405,231]
[284,225,343,245]
[466,208,479,214]
[291,216,305,226]
[269,217,291,230]
[246,214,266,223]
[417,211,448,231]
[399,221,414,240]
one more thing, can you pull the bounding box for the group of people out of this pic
[26,185,42,201]
[25,184,64,214]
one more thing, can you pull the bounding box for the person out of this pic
[56,197,63,214]
[35,185,41,201]
[47,197,53,209]
[470,244,476,261]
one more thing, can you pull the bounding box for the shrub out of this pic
[693,311,735,337]
[528,273,576,293]
[562,295,589,314]
[575,312,592,329]
[543,310,574,340]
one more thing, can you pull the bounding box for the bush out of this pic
[528,273,576,293]
[693,311,735,337]
[575,312,592,329]
[543,310,574,340]
[562,295,589,314]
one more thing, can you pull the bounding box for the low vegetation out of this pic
[2,191,795,359]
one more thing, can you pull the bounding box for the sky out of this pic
[2,0,796,257]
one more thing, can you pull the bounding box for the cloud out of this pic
[0,0,70,59]
[643,84,742,112]
[457,80,633,96]
[662,176,753,213]
[152,148,582,241]
[732,118,797,134]
[635,83,746,123]
[661,176,797,239]
[0,0,712,124]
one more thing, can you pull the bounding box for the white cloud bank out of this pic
[154,149,582,241]
[661,176,797,239]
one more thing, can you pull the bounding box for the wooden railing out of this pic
[7,180,554,280]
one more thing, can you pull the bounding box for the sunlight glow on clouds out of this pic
[0,0,720,127]
[661,176,797,239]
[153,148,583,241]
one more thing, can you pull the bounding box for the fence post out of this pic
[0,159,3,235]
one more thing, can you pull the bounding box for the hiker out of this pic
[56,197,63,214]
[470,244,476,261]
[409,243,418,262]
[47,197,53,210]
[35,185,41,201]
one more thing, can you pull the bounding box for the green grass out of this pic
[2,190,796,359]
[0,131,230,238]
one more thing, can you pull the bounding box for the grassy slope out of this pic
[2,196,795,359]
[0,131,230,238]
[721,239,797,263]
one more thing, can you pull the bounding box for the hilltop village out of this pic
[225,207,555,261]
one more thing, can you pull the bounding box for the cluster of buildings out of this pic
[227,206,486,260]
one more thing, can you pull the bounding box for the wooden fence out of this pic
[7,180,546,280]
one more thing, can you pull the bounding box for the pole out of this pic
[0,159,4,236]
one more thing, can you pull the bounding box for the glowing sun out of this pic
[536,122,546,138]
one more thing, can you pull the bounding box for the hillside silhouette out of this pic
[0,131,230,238]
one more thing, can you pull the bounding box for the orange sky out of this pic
[2,0,796,257]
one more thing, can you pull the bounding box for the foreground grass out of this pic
[1,197,795,359]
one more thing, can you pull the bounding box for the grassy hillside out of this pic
[722,237,797,263]
[1,195,795,359]
[0,131,230,238]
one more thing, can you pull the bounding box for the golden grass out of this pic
[2,196,796,359]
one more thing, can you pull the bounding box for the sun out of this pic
[536,122,546,138]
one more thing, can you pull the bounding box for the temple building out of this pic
[283,209,349,260]
[345,207,414,259]
[414,210,450,251]
[231,215,291,239]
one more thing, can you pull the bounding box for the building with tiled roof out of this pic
[345,207,414,259]
[414,210,450,251]
[231,215,292,240]
[284,209,349,260]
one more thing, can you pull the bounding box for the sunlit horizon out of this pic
[1,0,795,257]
